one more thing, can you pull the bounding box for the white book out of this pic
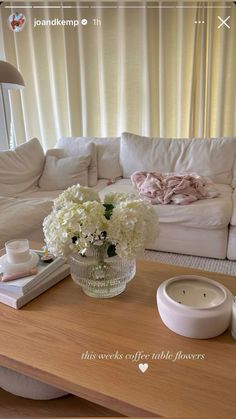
[0,264,70,309]
[0,251,64,295]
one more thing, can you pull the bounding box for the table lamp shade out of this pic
[0,60,24,88]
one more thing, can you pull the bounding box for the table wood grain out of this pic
[0,252,236,417]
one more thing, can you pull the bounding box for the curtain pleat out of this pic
[1,2,235,148]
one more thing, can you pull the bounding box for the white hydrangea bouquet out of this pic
[43,184,158,259]
[43,185,158,298]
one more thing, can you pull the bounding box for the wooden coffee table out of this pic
[0,257,236,417]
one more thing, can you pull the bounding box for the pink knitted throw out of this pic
[131,171,219,205]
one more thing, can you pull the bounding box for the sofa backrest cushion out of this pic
[0,138,45,196]
[55,138,97,186]
[56,137,122,181]
[86,137,122,180]
[120,132,236,185]
[39,151,90,190]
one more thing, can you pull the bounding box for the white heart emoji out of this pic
[138,363,149,373]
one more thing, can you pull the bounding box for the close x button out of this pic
[217,16,231,29]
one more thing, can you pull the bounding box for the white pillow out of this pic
[46,148,65,159]
[120,132,236,185]
[0,138,45,196]
[55,138,97,186]
[39,154,90,190]
[79,137,122,179]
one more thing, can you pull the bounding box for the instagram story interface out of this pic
[0,1,236,417]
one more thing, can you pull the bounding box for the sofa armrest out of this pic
[230,188,236,226]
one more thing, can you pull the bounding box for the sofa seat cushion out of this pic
[99,179,232,229]
[227,225,236,259]
[0,196,53,248]
[150,224,228,259]
[20,180,109,200]
[0,138,45,197]
[120,133,236,185]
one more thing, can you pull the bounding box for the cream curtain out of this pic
[1,2,236,149]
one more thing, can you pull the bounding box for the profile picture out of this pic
[8,12,26,32]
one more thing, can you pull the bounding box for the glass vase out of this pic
[69,244,136,298]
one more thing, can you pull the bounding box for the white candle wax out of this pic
[5,239,30,264]
[231,297,236,339]
[166,278,225,308]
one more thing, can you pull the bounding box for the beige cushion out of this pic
[120,132,236,185]
[227,225,236,260]
[55,138,97,186]
[230,189,236,226]
[0,196,53,248]
[39,153,90,190]
[79,137,122,179]
[46,148,65,159]
[0,138,45,196]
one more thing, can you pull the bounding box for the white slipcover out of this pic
[55,138,97,186]
[57,136,122,180]
[99,179,232,229]
[120,132,236,185]
[0,138,45,197]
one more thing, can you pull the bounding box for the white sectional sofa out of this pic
[1,133,236,260]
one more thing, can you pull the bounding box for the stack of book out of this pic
[0,250,70,309]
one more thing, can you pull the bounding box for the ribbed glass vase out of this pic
[69,244,136,298]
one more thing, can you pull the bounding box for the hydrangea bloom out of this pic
[43,201,108,257]
[53,184,100,210]
[43,185,158,258]
[107,199,158,257]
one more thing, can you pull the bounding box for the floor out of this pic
[0,388,123,417]
[143,249,236,275]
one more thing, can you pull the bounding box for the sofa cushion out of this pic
[0,196,53,248]
[85,137,121,179]
[39,153,90,190]
[230,188,236,226]
[227,225,236,260]
[99,179,232,229]
[0,138,45,196]
[55,138,97,186]
[120,133,236,185]
[56,136,122,181]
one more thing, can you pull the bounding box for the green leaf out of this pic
[107,244,117,258]
[72,236,78,244]
[103,203,114,220]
